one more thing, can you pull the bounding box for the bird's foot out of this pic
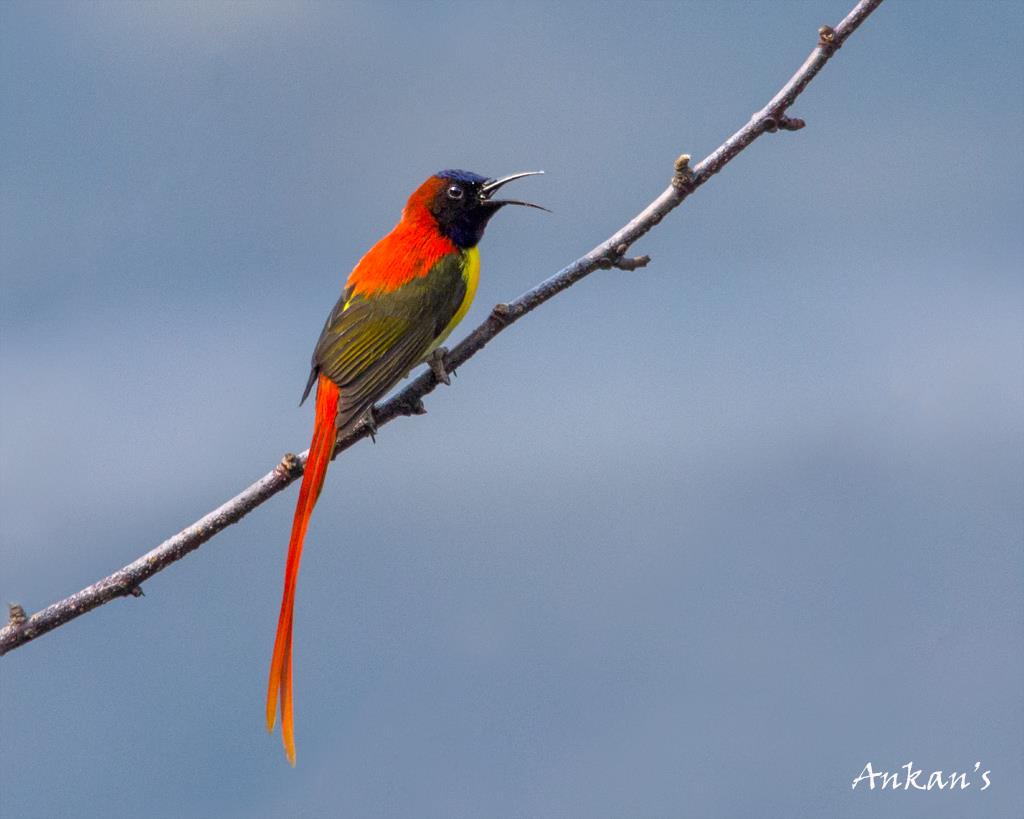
[428,347,453,386]
[362,407,379,443]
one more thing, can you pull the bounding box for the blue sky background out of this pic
[2,2,1022,817]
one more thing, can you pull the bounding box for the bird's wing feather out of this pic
[309,252,468,432]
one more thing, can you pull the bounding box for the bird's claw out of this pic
[428,347,453,386]
[363,407,379,443]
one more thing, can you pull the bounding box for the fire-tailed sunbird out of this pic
[266,169,545,764]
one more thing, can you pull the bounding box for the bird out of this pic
[266,169,545,765]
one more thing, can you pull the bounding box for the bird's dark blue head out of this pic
[424,169,546,248]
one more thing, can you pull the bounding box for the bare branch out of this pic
[0,0,885,657]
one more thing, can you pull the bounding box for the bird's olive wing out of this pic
[307,255,467,432]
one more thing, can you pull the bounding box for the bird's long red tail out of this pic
[266,372,339,765]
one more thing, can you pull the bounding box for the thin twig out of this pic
[0,0,885,657]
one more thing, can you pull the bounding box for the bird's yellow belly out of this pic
[428,245,479,353]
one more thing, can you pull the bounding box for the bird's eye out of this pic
[446,184,464,200]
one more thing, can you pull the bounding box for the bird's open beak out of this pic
[479,170,549,211]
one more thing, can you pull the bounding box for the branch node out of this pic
[275,452,299,477]
[7,603,27,627]
[763,113,806,133]
[672,154,694,191]
[127,585,145,598]
[491,302,513,325]
[818,24,840,54]
[601,243,651,272]
[615,254,652,271]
